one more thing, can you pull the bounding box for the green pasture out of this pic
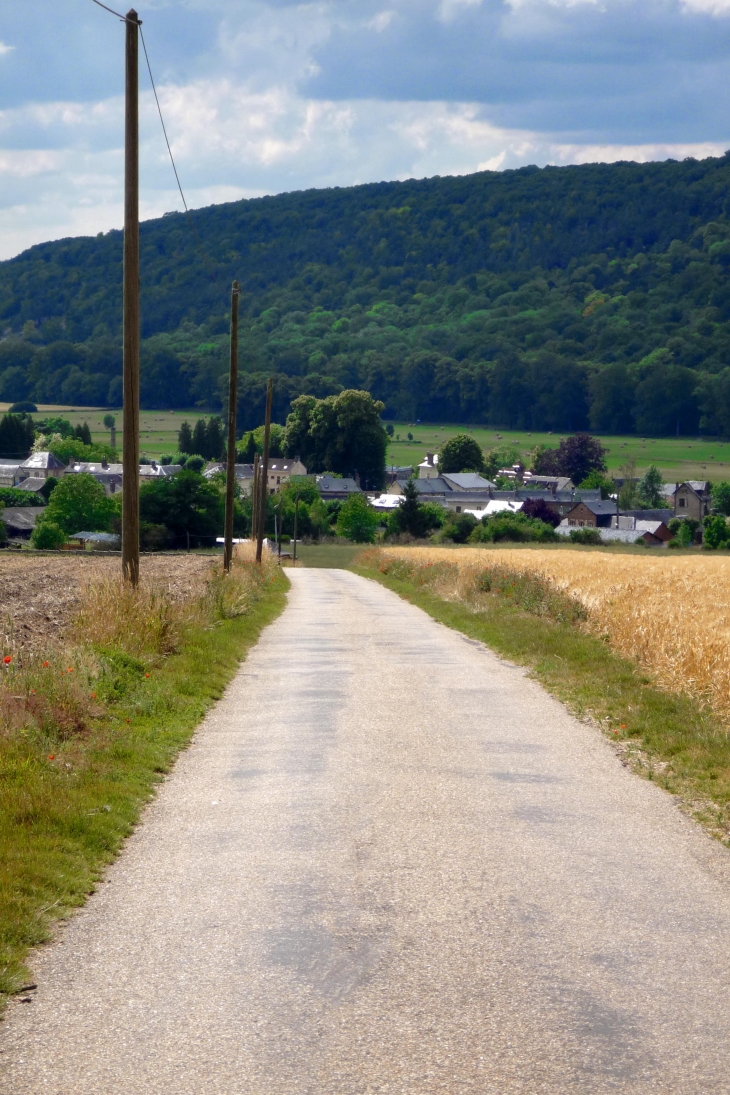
[4,403,730,482]
[386,424,730,483]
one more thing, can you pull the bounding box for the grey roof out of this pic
[569,499,618,516]
[14,477,47,495]
[685,481,711,492]
[1,506,39,531]
[441,473,497,491]
[20,451,66,471]
[317,475,361,494]
[69,531,120,543]
[620,509,673,522]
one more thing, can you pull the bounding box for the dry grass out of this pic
[369,545,730,715]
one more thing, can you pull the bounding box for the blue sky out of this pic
[0,0,729,258]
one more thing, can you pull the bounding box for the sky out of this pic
[0,0,729,259]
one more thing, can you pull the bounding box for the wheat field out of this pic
[377,546,730,714]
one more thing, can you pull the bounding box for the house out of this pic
[618,508,673,524]
[611,515,672,543]
[464,500,523,519]
[369,493,405,512]
[316,475,362,500]
[266,458,307,492]
[522,474,575,493]
[1,507,39,539]
[564,500,618,528]
[18,451,66,480]
[388,477,449,497]
[0,463,22,487]
[14,477,48,497]
[139,461,182,482]
[673,481,711,521]
[418,453,440,479]
[67,461,124,495]
[386,464,415,485]
[440,472,496,492]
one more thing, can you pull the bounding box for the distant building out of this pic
[316,475,361,500]
[440,472,496,493]
[0,463,22,487]
[18,452,66,480]
[1,507,39,539]
[418,453,440,479]
[14,477,48,497]
[564,500,618,528]
[266,458,307,492]
[673,481,711,521]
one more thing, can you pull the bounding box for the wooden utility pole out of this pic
[122,8,140,587]
[223,280,239,572]
[251,453,260,544]
[255,378,273,563]
[292,491,299,567]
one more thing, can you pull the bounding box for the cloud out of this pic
[0,42,14,56]
[1,0,730,258]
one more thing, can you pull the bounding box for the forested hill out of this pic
[4,155,730,434]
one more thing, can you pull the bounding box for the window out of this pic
[679,497,686,508]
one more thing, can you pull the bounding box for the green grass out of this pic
[352,556,730,845]
[4,402,729,482]
[288,542,364,569]
[0,568,288,1009]
[386,422,730,483]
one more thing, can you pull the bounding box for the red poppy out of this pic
[3,655,11,665]
[145,673,150,678]
[48,754,55,760]
[67,667,74,673]
[42,661,49,668]
[621,723,626,729]
[90,692,97,699]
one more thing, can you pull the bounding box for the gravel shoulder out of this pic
[2,568,730,1094]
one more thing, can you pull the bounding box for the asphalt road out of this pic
[3,568,730,1094]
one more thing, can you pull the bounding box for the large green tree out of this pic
[139,469,224,541]
[0,413,34,460]
[38,473,115,534]
[284,390,387,489]
[439,434,484,474]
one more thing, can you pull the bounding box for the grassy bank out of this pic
[353,549,730,848]
[0,554,288,1010]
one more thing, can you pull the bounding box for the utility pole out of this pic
[223,280,239,572]
[251,453,260,545]
[122,8,140,587]
[292,490,299,567]
[255,378,273,563]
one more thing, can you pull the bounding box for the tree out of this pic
[205,417,225,461]
[30,520,66,549]
[439,433,484,474]
[139,469,224,542]
[386,424,394,436]
[191,419,208,459]
[578,469,614,499]
[39,473,115,535]
[335,493,379,543]
[391,479,432,538]
[638,465,664,508]
[533,433,607,484]
[703,515,730,549]
[0,413,34,459]
[178,421,193,454]
[521,498,560,527]
[618,457,639,509]
[711,481,730,516]
[483,444,521,479]
[74,422,92,446]
[284,390,387,489]
[633,360,700,436]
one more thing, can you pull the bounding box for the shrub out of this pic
[703,515,730,549]
[184,455,205,472]
[8,401,37,413]
[472,512,558,543]
[520,498,560,527]
[441,512,478,543]
[30,520,66,549]
[569,527,603,545]
[0,487,45,508]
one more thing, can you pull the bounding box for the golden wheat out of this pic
[378,545,730,713]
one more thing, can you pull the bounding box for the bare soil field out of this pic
[0,554,216,658]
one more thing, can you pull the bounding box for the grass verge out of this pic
[0,558,288,1012]
[352,550,730,849]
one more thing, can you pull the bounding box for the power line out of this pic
[89,0,136,23]
[88,0,218,282]
[139,26,218,281]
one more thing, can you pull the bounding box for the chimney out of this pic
[426,452,434,466]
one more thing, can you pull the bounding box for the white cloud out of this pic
[681,0,730,14]
[548,139,727,163]
[0,42,13,56]
[438,0,485,22]
[367,10,395,31]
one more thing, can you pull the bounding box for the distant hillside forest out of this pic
[4,155,730,435]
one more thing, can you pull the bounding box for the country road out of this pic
[3,568,730,1094]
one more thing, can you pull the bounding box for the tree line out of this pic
[3,157,730,434]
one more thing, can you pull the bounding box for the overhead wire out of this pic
[88,0,218,282]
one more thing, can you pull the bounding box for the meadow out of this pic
[3,402,730,481]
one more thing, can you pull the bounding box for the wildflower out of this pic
[145,672,150,678]
[621,723,626,729]
[42,661,49,668]
[3,655,11,665]
[67,667,74,673]
[90,693,97,699]
[125,717,130,723]
[48,754,55,760]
